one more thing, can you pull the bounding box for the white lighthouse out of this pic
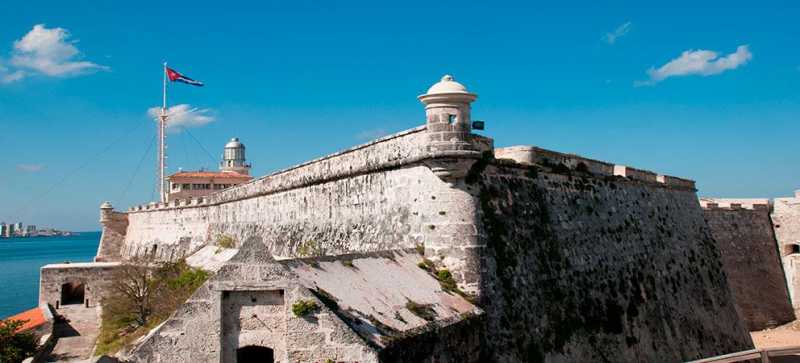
[220,137,251,175]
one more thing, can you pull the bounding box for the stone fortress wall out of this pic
[95,201,128,262]
[699,198,795,330]
[55,74,762,361]
[771,191,800,308]
[115,126,492,293]
[474,153,750,361]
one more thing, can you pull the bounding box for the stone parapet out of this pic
[495,145,696,190]
[128,126,493,213]
[699,198,771,210]
[496,145,614,175]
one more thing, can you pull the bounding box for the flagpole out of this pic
[158,62,168,203]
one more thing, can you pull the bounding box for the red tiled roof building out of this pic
[166,138,253,202]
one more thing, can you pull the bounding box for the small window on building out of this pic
[448,114,457,125]
[172,183,179,190]
[182,183,190,190]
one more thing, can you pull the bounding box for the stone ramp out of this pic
[45,305,101,362]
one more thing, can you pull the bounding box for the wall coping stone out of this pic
[699,198,771,210]
[496,145,694,189]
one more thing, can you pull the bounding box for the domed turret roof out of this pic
[425,75,470,95]
[225,137,244,149]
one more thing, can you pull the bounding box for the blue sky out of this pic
[0,0,798,231]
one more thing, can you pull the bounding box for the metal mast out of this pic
[158,62,168,203]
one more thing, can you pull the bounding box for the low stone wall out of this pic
[700,198,795,330]
[472,162,752,362]
[39,262,119,309]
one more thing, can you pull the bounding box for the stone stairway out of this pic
[44,305,101,362]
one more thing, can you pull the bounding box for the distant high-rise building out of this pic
[0,223,7,238]
[26,225,37,236]
[8,223,16,237]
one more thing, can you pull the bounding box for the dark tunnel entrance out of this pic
[236,345,274,363]
[60,282,85,305]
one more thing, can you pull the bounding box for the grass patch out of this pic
[297,240,325,257]
[415,243,425,256]
[417,261,476,302]
[405,300,437,321]
[341,260,355,268]
[417,258,436,272]
[291,300,319,317]
[436,269,458,291]
[216,234,236,249]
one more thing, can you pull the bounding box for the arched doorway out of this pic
[236,345,274,363]
[61,282,85,305]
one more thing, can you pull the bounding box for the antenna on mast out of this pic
[158,62,168,203]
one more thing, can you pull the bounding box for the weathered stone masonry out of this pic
[124,240,483,363]
[700,199,795,331]
[39,262,118,308]
[89,75,755,362]
[772,191,800,308]
[471,154,751,362]
[96,201,129,262]
[115,126,492,294]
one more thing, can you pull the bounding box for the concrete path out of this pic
[44,304,101,362]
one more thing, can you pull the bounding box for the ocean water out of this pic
[0,232,100,318]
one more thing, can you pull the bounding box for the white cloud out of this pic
[638,45,752,86]
[604,22,631,44]
[147,104,215,131]
[0,64,24,84]
[17,164,43,172]
[2,24,107,83]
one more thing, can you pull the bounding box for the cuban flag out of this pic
[166,67,204,87]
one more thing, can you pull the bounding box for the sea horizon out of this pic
[0,231,100,318]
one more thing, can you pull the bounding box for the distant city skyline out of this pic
[0,221,72,237]
[1,1,798,231]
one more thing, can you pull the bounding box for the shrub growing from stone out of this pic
[95,259,209,355]
[291,300,319,317]
[216,235,236,249]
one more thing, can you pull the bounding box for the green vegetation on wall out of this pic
[216,235,236,249]
[291,300,319,317]
[95,260,210,355]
